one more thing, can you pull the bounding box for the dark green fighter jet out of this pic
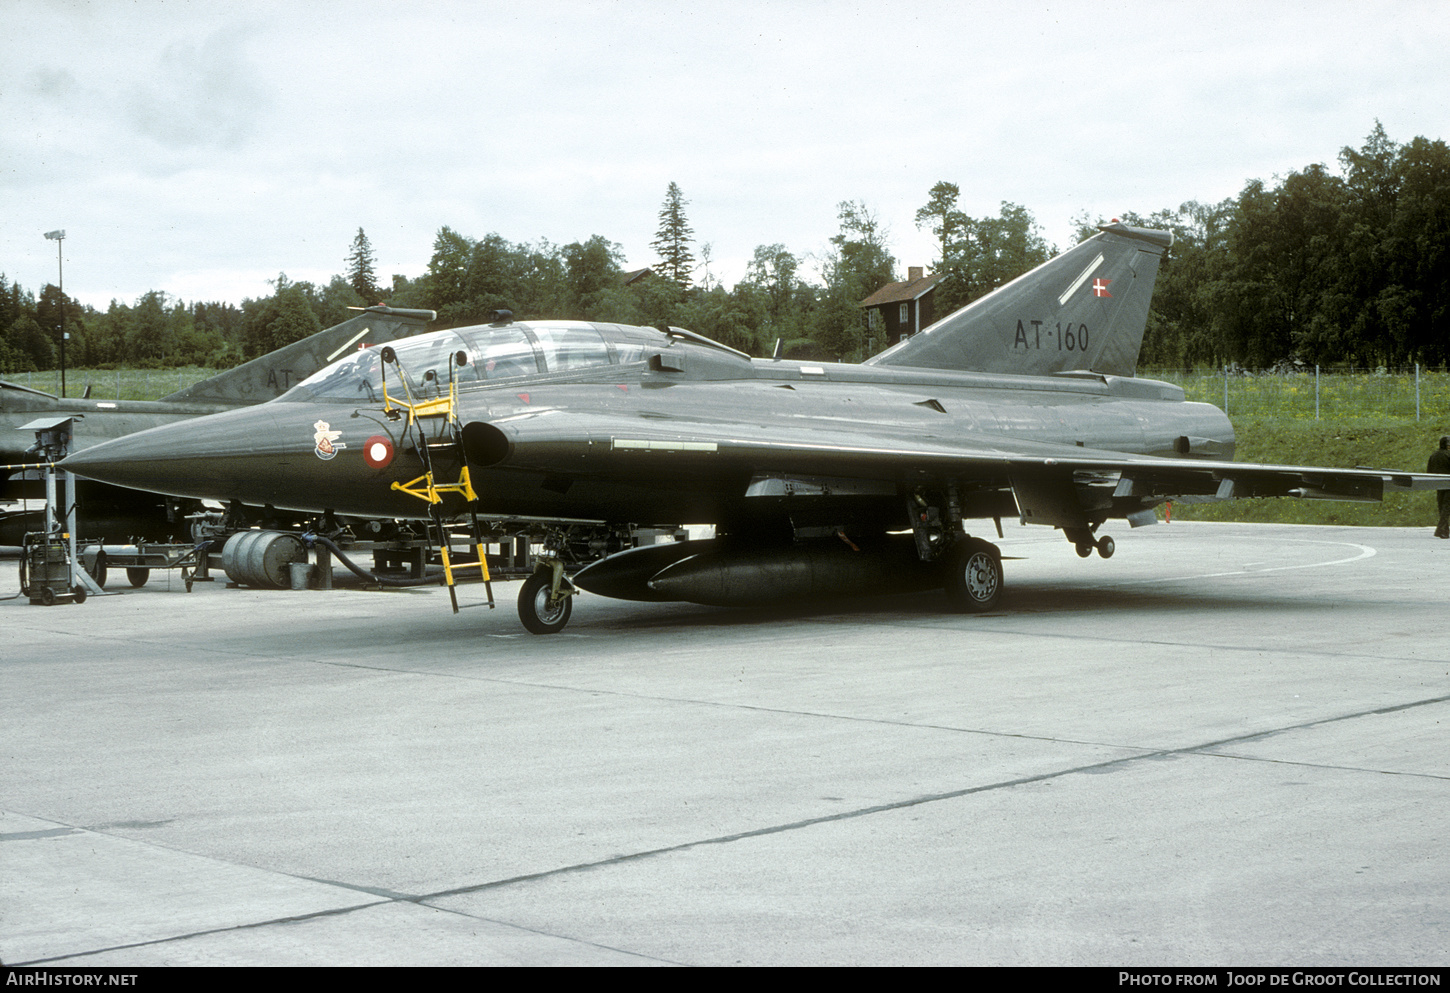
[62,222,1450,632]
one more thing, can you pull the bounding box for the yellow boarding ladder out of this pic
[378,346,494,613]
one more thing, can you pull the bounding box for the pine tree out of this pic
[346,228,379,302]
[914,181,966,270]
[651,182,696,288]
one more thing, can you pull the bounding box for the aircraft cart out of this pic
[81,540,213,593]
[18,531,91,605]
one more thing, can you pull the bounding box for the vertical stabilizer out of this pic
[865,221,1172,377]
[160,306,436,405]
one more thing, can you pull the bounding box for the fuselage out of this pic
[61,320,1236,532]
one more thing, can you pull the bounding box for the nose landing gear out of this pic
[517,546,577,635]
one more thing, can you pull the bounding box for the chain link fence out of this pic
[8,367,218,402]
[1141,367,1450,421]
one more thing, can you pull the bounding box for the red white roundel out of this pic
[363,435,394,469]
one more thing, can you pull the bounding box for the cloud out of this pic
[5,0,1450,309]
[124,30,271,151]
[26,65,80,100]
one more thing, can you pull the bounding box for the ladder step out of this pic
[445,561,489,573]
[413,398,453,417]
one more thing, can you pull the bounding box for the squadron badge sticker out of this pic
[313,420,346,460]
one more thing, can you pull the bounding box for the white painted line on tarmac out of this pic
[1108,538,1377,585]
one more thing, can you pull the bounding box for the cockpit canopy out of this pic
[283,320,666,403]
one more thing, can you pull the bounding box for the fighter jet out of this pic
[2,306,435,543]
[61,222,1450,632]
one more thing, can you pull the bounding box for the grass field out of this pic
[1164,417,1445,527]
[12,365,1448,528]
[1147,370,1449,527]
[10,366,221,401]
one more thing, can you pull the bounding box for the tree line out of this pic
[1095,122,1450,370]
[2,123,1446,378]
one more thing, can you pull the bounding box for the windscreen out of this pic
[284,328,544,402]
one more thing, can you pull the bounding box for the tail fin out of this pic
[160,306,436,405]
[865,221,1172,377]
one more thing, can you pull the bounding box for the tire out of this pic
[1096,535,1115,559]
[126,567,150,587]
[87,551,107,589]
[518,571,573,634]
[944,538,1003,612]
[73,585,87,605]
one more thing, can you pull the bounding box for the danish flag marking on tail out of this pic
[1093,278,1113,298]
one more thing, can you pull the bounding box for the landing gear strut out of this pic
[518,547,576,635]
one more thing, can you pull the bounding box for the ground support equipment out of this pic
[78,540,213,593]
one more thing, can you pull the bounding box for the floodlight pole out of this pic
[44,229,66,397]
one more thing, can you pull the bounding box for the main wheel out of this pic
[87,551,108,589]
[944,537,1003,612]
[518,571,573,634]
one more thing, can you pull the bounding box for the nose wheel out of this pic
[518,570,573,634]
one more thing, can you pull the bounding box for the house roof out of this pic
[858,271,947,309]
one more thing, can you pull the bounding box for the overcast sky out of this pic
[4,0,1448,310]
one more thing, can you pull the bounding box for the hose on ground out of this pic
[304,532,444,588]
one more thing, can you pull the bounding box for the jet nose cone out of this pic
[60,403,305,503]
[61,402,421,519]
[61,424,192,492]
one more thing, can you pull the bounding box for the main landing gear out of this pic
[943,536,1004,612]
[907,487,1005,613]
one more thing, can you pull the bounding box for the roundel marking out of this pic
[364,435,394,469]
